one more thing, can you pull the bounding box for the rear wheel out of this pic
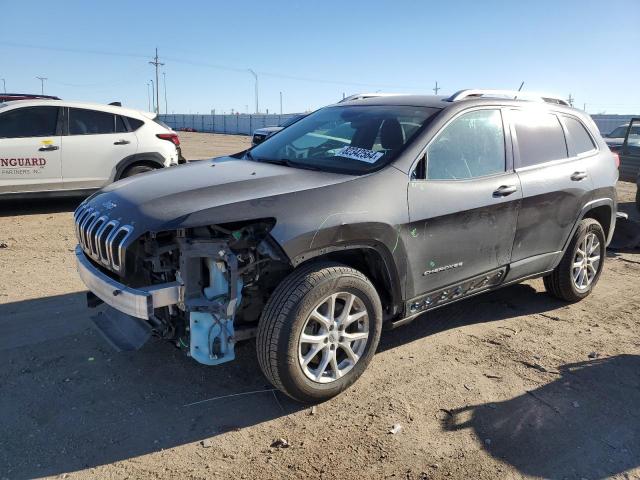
[543,218,605,302]
[256,262,382,403]
[121,164,157,178]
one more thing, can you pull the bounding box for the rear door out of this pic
[0,105,63,194]
[61,108,137,190]
[407,108,521,298]
[508,108,594,277]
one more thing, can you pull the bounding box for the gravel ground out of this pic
[0,133,638,480]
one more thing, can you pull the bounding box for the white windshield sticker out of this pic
[334,146,384,163]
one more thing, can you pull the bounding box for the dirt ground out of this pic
[178,131,250,160]
[0,133,639,480]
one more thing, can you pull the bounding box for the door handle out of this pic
[114,139,130,145]
[493,185,518,197]
[38,145,59,152]
[571,171,588,181]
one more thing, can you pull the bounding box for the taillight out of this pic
[156,133,180,146]
[611,151,620,169]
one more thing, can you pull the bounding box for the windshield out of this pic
[608,126,628,137]
[249,105,439,174]
[608,125,640,138]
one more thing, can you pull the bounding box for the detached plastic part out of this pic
[190,312,236,365]
[190,257,243,365]
[91,305,152,351]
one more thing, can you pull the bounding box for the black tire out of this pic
[256,262,383,403]
[543,218,606,302]
[121,164,156,178]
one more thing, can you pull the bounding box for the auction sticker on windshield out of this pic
[335,146,384,163]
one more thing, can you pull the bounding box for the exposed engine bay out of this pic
[88,219,291,365]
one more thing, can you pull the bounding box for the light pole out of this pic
[150,79,155,113]
[162,72,168,115]
[36,76,47,95]
[146,82,151,111]
[248,69,258,114]
[280,91,283,115]
[1,78,5,93]
[149,48,164,114]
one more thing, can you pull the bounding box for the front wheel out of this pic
[256,262,382,403]
[544,218,606,302]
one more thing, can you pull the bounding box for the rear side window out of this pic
[153,117,170,129]
[127,117,144,131]
[426,109,505,180]
[0,106,59,138]
[512,110,567,167]
[69,108,115,135]
[116,116,128,133]
[563,116,596,155]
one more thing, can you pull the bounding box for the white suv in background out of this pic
[0,100,184,197]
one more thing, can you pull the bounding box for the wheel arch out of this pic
[112,152,166,181]
[582,202,614,242]
[555,198,614,261]
[294,243,403,320]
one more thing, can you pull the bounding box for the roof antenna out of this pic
[514,81,525,101]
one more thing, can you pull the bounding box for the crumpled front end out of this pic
[74,200,291,366]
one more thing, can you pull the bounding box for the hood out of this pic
[254,126,282,135]
[83,157,355,233]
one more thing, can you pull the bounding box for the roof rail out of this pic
[447,89,570,106]
[339,92,407,103]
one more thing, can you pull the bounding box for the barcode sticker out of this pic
[334,146,384,163]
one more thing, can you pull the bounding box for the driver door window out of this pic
[426,109,506,180]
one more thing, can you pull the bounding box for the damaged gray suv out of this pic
[74,89,618,402]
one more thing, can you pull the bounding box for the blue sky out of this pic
[1,0,639,114]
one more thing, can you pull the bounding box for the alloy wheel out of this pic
[572,232,601,290]
[298,292,369,383]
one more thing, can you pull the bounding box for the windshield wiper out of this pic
[247,154,321,171]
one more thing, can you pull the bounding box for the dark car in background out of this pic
[606,118,640,207]
[603,123,640,148]
[251,113,307,145]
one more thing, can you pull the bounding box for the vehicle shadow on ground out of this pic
[441,354,640,479]
[0,197,84,217]
[1,280,573,479]
[609,201,640,252]
[379,282,566,352]
[0,292,304,479]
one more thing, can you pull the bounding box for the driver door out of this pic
[406,108,521,298]
[0,105,63,194]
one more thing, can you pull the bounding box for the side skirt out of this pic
[389,265,555,330]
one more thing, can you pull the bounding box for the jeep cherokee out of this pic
[74,89,618,403]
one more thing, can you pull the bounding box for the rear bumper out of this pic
[75,245,181,319]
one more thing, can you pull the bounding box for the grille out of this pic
[74,204,134,273]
